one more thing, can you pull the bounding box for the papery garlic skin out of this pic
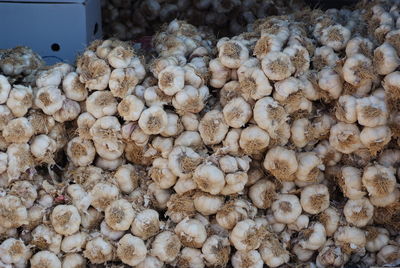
[360,125,391,154]
[370,188,400,207]
[239,125,270,155]
[31,225,61,254]
[296,152,325,183]
[109,68,139,98]
[343,53,373,87]
[221,171,248,195]
[108,46,134,69]
[209,58,230,88]
[288,214,309,232]
[253,97,290,145]
[292,243,314,262]
[216,199,256,230]
[318,68,343,99]
[30,134,57,162]
[168,145,202,179]
[335,95,357,124]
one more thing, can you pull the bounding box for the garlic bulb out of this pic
[105,199,135,231]
[272,194,302,224]
[50,205,81,235]
[365,227,390,253]
[231,250,263,268]
[193,163,225,195]
[259,232,290,267]
[300,184,330,214]
[261,51,295,81]
[60,232,87,253]
[230,219,267,251]
[117,234,147,266]
[362,164,396,197]
[263,146,298,181]
[198,110,229,145]
[30,251,61,268]
[131,209,160,240]
[175,218,207,248]
[202,235,231,267]
[151,231,181,263]
[338,166,366,200]
[0,238,31,266]
[248,179,276,209]
[343,198,374,227]
[334,226,366,254]
[83,237,114,264]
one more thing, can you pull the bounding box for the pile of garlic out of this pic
[101,0,304,40]
[0,1,400,267]
[0,46,44,85]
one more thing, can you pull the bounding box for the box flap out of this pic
[0,0,86,3]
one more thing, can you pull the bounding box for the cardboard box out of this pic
[0,0,102,65]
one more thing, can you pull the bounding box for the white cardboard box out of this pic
[0,0,102,65]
